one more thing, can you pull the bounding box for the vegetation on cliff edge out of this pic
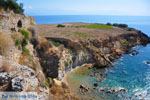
[0,0,24,14]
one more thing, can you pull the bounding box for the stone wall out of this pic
[0,12,35,34]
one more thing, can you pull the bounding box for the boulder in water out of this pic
[80,84,89,92]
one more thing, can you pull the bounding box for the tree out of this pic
[0,0,24,14]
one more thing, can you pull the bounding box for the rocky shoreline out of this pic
[0,12,150,100]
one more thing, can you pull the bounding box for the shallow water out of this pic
[34,15,150,99]
[67,45,150,100]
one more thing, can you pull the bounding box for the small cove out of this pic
[35,15,150,99]
[66,45,150,100]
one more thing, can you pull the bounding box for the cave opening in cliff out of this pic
[17,20,22,28]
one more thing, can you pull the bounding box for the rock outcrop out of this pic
[0,55,49,100]
[0,12,35,34]
[40,31,150,80]
[0,12,150,100]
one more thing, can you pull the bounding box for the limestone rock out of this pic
[0,12,35,34]
[0,72,11,91]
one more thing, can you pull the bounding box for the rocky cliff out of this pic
[36,31,150,80]
[0,12,35,34]
[0,12,49,100]
[0,13,150,100]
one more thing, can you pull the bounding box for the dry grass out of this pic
[0,32,14,55]
[11,32,24,41]
[50,82,79,100]
[19,52,30,65]
[35,23,138,41]
[2,61,9,72]
[0,8,5,14]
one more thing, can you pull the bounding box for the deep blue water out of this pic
[34,15,150,100]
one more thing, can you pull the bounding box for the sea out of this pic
[34,15,150,100]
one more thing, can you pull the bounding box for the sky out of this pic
[18,0,150,16]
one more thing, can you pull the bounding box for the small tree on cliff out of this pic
[0,0,24,14]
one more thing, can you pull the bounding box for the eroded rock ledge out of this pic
[0,13,150,100]
[35,30,150,80]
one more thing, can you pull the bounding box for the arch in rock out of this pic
[17,20,22,28]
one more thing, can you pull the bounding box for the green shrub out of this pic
[15,40,21,46]
[113,23,128,28]
[42,60,47,66]
[0,0,24,14]
[48,39,62,46]
[23,47,30,55]
[21,29,29,39]
[106,22,112,26]
[113,23,119,26]
[128,28,134,31]
[45,80,49,87]
[48,77,54,86]
[22,39,28,47]
[118,24,128,28]
[57,24,65,27]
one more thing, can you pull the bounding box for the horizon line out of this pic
[28,14,150,17]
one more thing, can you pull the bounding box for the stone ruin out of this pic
[0,12,35,34]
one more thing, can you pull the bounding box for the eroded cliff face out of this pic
[0,13,49,100]
[36,31,150,81]
[1,13,150,100]
[0,12,35,34]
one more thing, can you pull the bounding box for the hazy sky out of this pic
[18,0,150,16]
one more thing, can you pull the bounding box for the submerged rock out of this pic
[99,86,128,95]
[97,76,106,82]
[93,83,98,87]
[80,84,89,92]
[146,62,150,65]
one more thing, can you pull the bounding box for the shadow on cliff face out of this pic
[29,25,150,80]
[36,40,60,78]
[17,20,22,28]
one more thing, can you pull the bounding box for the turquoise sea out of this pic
[34,15,150,100]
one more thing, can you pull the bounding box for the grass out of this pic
[21,29,30,39]
[2,61,9,72]
[15,40,21,46]
[48,39,62,46]
[22,39,28,47]
[23,47,30,55]
[45,80,49,87]
[62,31,97,39]
[76,24,114,29]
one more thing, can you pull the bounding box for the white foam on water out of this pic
[132,68,150,100]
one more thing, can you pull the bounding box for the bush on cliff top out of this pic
[0,0,24,14]
[113,23,128,28]
[57,24,65,27]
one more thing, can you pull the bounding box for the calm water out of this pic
[67,45,150,100]
[34,15,150,100]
